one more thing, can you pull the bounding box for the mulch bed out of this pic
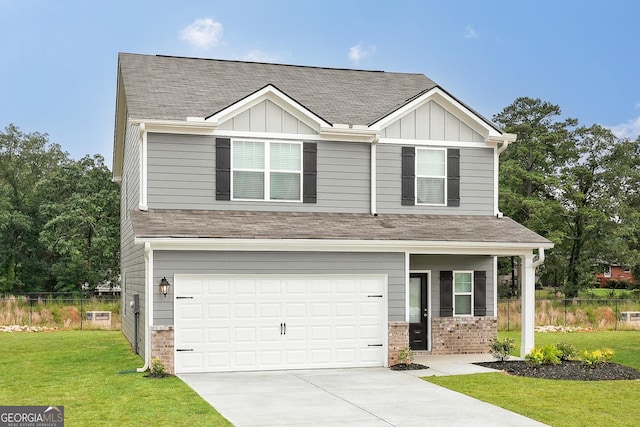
[390,363,429,371]
[475,360,640,381]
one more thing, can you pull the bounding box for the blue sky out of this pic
[1,0,639,168]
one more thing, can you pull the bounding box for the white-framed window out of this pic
[604,265,612,278]
[453,271,473,316]
[416,147,446,205]
[232,140,302,201]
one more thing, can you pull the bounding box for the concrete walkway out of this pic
[179,360,547,427]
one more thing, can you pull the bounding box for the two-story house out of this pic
[113,53,552,374]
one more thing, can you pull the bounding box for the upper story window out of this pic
[232,140,302,201]
[453,271,473,316]
[416,148,446,205]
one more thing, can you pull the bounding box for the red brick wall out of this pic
[430,317,497,355]
[151,325,175,374]
[388,321,409,366]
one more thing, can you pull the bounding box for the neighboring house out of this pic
[112,53,553,374]
[596,264,636,287]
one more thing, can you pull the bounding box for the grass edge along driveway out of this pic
[425,331,640,427]
[0,331,231,427]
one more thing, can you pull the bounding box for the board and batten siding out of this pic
[382,100,485,142]
[376,143,494,215]
[217,99,317,135]
[152,251,405,325]
[120,122,147,358]
[146,133,371,213]
[410,255,495,316]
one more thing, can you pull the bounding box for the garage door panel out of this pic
[175,275,386,373]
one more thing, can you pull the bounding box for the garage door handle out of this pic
[368,295,383,298]
[368,344,383,347]
[176,296,194,299]
[284,323,286,334]
[177,348,194,352]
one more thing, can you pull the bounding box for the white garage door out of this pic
[174,274,387,373]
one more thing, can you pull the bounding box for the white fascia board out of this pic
[138,237,553,256]
[206,84,332,130]
[129,118,218,135]
[369,87,502,139]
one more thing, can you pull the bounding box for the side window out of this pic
[416,148,446,205]
[402,147,460,207]
[453,271,473,316]
[231,140,302,201]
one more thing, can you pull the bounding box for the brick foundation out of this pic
[388,321,409,366]
[430,317,497,355]
[151,325,175,374]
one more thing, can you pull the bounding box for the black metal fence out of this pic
[498,298,640,331]
[0,293,121,330]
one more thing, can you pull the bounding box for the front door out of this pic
[409,273,428,350]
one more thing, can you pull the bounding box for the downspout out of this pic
[371,135,378,216]
[532,247,545,269]
[137,242,153,373]
[494,139,512,218]
[138,123,148,211]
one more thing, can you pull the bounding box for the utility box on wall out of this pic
[86,311,112,329]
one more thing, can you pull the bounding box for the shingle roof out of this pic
[130,209,551,245]
[118,53,438,126]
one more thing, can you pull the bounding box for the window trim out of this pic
[453,270,473,316]
[230,139,303,202]
[604,265,612,278]
[415,147,447,206]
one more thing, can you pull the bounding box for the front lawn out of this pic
[0,331,231,426]
[425,331,640,427]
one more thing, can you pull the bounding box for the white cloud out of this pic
[179,18,223,49]
[243,50,279,63]
[465,25,479,39]
[349,43,376,65]
[609,116,640,140]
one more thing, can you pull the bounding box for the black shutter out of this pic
[402,146,415,206]
[303,142,317,203]
[216,138,231,200]
[440,271,453,317]
[447,148,460,207]
[474,271,487,316]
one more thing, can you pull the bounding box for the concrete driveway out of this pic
[179,367,547,427]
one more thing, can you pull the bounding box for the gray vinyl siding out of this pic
[120,122,146,359]
[147,133,370,213]
[410,255,494,316]
[152,251,405,325]
[382,100,485,142]
[377,143,494,215]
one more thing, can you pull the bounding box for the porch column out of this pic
[520,252,535,357]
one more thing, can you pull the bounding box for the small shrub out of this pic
[150,357,167,376]
[525,344,562,365]
[582,348,614,368]
[555,342,578,361]
[489,337,515,362]
[397,346,414,365]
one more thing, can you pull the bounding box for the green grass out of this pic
[425,331,640,427]
[0,331,231,427]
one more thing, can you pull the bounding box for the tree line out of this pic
[495,97,640,297]
[2,96,639,296]
[0,124,119,293]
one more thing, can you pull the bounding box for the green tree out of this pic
[493,98,577,293]
[39,155,120,292]
[0,124,67,292]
